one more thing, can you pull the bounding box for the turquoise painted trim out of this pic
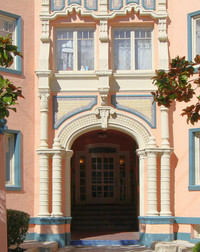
[84,0,98,10]
[109,0,123,10]
[51,0,65,11]
[175,217,200,224]
[139,216,175,224]
[176,232,200,244]
[70,240,139,246]
[0,10,22,75]
[188,10,200,61]
[5,130,21,191]
[53,95,97,129]
[35,233,70,247]
[68,0,81,5]
[140,233,174,248]
[30,217,72,225]
[126,0,139,4]
[142,0,155,10]
[111,95,156,128]
[188,128,200,191]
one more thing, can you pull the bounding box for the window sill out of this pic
[6,185,22,191]
[113,71,155,78]
[0,67,22,76]
[54,71,97,78]
[188,185,200,191]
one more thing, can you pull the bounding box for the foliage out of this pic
[192,242,200,252]
[7,209,30,249]
[152,55,200,125]
[0,34,23,120]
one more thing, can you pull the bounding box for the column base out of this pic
[51,212,63,217]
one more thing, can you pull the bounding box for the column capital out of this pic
[65,150,74,159]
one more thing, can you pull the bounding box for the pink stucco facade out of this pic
[1,0,200,249]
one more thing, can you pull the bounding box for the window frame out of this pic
[0,10,22,75]
[112,26,154,73]
[188,10,200,61]
[4,130,21,191]
[189,128,200,191]
[55,27,96,73]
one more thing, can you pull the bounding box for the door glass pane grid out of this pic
[79,156,86,201]
[120,155,126,200]
[92,157,102,198]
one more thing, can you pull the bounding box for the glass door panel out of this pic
[90,155,116,203]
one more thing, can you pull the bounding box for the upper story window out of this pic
[56,28,95,72]
[113,28,152,71]
[0,10,21,75]
[188,11,200,61]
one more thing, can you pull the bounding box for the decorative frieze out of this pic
[41,20,50,42]
[85,0,98,10]
[110,0,123,10]
[111,95,156,128]
[51,0,65,11]
[99,20,109,42]
[53,96,97,129]
[142,0,155,10]
[94,106,115,129]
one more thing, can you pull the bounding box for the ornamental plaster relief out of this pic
[53,96,97,129]
[111,95,156,128]
[58,112,151,150]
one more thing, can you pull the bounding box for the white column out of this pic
[65,150,73,217]
[51,138,64,217]
[160,106,172,216]
[137,150,146,216]
[38,152,50,217]
[161,106,170,148]
[160,150,172,216]
[39,91,50,149]
[146,136,159,216]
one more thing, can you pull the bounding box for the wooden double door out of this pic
[75,145,132,205]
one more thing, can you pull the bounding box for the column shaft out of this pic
[147,151,159,216]
[51,152,63,217]
[160,151,172,216]
[38,153,50,217]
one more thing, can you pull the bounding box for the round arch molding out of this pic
[58,111,152,150]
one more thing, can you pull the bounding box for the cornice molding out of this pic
[40,3,167,21]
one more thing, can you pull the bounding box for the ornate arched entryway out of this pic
[71,130,139,231]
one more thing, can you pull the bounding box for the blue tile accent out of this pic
[51,0,65,11]
[30,217,72,225]
[142,0,155,10]
[0,119,7,134]
[111,95,156,128]
[126,0,139,4]
[68,0,81,5]
[175,217,200,224]
[188,11,200,61]
[70,240,140,246]
[139,216,175,225]
[140,233,174,248]
[0,10,22,75]
[188,128,200,191]
[5,130,21,191]
[84,0,98,10]
[109,0,123,10]
[53,96,97,129]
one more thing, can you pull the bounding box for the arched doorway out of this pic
[71,129,139,232]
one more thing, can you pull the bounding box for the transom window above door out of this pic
[56,28,95,72]
[113,28,153,71]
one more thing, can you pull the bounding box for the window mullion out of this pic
[132,29,135,71]
[74,30,78,71]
